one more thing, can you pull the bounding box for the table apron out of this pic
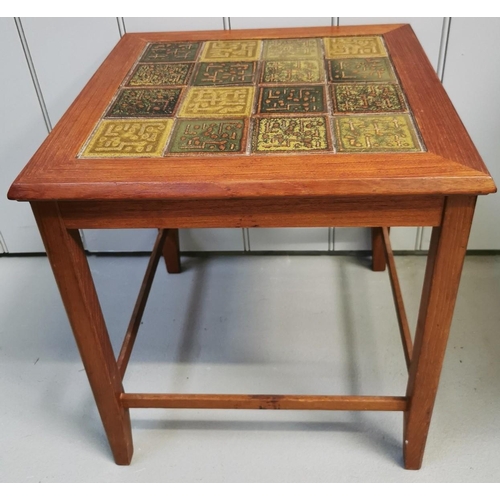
[58,196,444,229]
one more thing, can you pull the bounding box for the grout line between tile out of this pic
[15,17,52,133]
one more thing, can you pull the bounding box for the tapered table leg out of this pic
[31,202,133,465]
[162,228,181,274]
[404,196,476,469]
[372,227,387,271]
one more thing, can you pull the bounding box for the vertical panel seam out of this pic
[333,17,339,27]
[117,17,126,37]
[0,231,8,253]
[14,17,53,133]
[437,17,452,83]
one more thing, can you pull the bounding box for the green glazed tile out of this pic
[263,38,322,60]
[332,84,407,113]
[253,117,330,153]
[258,86,326,114]
[126,63,194,87]
[106,88,183,117]
[261,60,325,83]
[141,42,201,62]
[334,114,422,153]
[192,62,257,86]
[328,58,396,82]
[169,119,247,153]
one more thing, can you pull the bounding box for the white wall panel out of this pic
[441,18,500,249]
[21,18,121,127]
[0,18,46,253]
[124,18,224,32]
[229,18,332,29]
[248,228,329,251]
[180,229,244,251]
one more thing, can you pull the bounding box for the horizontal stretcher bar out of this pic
[120,393,408,411]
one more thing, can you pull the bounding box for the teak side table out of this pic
[8,25,496,469]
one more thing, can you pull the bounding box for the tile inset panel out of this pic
[333,114,422,153]
[80,36,425,158]
[80,119,174,157]
[324,36,387,59]
[126,63,194,87]
[252,117,330,152]
[192,62,257,86]
[178,86,255,118]
[106,88,183,117]
[258,86,326,114]
[169,119,247,154]
[262,38,322,60]
[200,40,261,61]
[327,58,396,83]
[332,84,407,113]
[261,60,325,84]
[140,42,201,62]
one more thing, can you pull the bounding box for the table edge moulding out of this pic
[7,23,497,471]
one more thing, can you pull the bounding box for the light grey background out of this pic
[1,17,498,253]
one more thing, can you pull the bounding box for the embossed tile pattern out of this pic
[140,42,201,62]
[332,84,407,113]
[261,61,325,83]
[81,119,174,157]
[334,114,421,153]
[258,86,325,114]
[253,117,330,152]
[169,119,247,154]
[106,88,183,117]
[193,62,257,86]
[79,35,424,158]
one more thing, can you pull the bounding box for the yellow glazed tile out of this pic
[324,36,387,59]
[263,38,322,60]
[200,40,261,62]
[80,119,174,158]
[178,86,255,118]
[253,117,330,153]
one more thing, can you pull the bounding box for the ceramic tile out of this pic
[126,63,194,87]
[261,60,325,84]
[168,119,247,154]
[258,85,326,114]
[333,114,422,153]
[80,119,174,157]
[252,117,330,153]
[200,40,261,62]
[332,84,407,114]
[178,86,255,118]
[327,58,396,83]
[192,62,257,86]
[262,38,322,61]
[324,36,387,59]
[140,42,201,62]
[106,88,183,117]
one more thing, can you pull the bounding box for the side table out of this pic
[8,24,496,469]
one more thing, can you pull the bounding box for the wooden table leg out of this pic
[372,227,387,271]
[31,202,133,465]
[404,196,476,469]
[162,228,181,274]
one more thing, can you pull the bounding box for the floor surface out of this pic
[1,254,499,482]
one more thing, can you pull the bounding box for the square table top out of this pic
[8,24,496,202]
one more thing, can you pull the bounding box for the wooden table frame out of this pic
[9,25,496,470]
